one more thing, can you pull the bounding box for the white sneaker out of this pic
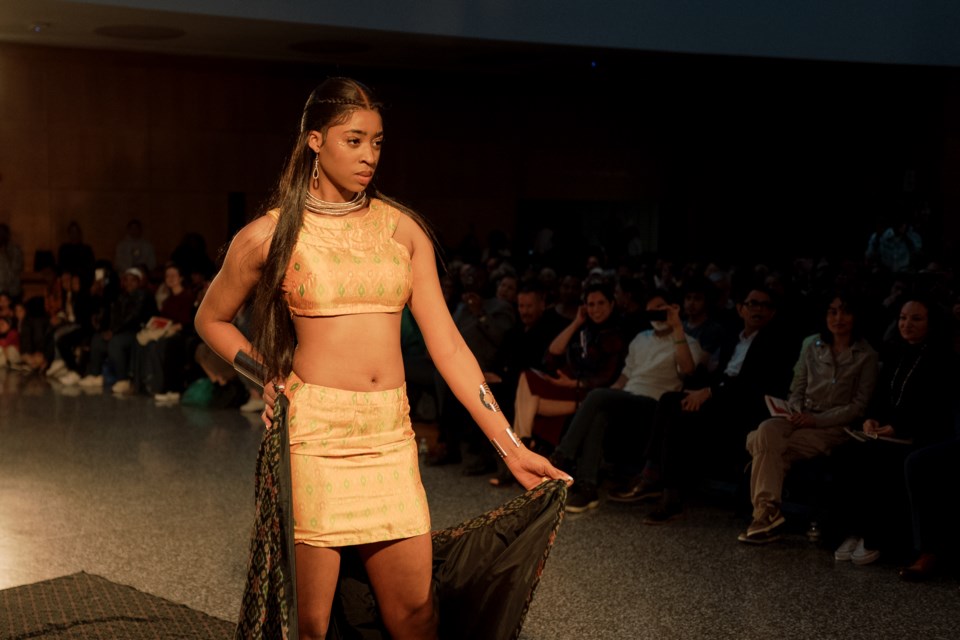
[58,370,81,386]
[46,359,66,377]
[111,379,132,394]
[154,392,180,403]
[851,539,880,566]
[78,374,104,388]
[239,397,266,413]
[834,536,861,561]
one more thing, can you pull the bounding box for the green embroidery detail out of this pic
[393,256,400,265]
[310,517,317,528]
[352,256,362,264]
[358,284,366,296]
[325,482,333,493]
[343,479,350,489]
[373,255,382,263]
[338,283,346,296]
[333,255,341,264]
[306,484,314,494]
[377,284,385,296]
[377,472,384,483]
[294,262,301,271]
[298,283,305,297]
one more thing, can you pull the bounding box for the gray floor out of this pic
[1,367,958,639]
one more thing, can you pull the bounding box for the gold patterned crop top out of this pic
[269,198,413,317]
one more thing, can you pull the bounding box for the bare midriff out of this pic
[291,312,405,391]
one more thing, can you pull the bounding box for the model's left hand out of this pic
[504,446,574,490]
[787,412,817,428]
[260,380,279,428]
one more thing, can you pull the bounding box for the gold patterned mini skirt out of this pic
[285,373,431,547]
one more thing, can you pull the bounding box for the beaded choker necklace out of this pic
[304,190,368,216]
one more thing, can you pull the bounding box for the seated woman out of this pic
[132,262,198,400]
[739,289,879,545]
[511,278,629,449]
[830,294,959,565]
[900,434,960,581]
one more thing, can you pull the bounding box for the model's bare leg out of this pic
[295,544,342,639]
[359,533,437,639]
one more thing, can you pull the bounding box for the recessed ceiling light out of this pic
[94,25,185,40]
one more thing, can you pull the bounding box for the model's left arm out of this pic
[402,218,571,490]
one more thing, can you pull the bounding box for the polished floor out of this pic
[1,367,958,640]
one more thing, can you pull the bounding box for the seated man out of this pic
[612,285,797,525]
[551,290,702,512]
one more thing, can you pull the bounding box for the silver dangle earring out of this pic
[311,152,320,188]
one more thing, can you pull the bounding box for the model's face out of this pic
[584,291,614,324]
[517,292,545,327]
[826,297,854,339]
[898,301,929,345]
[309,108,382,198]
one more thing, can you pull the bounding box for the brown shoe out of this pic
[608,478,663,504]
[899,552,939,582]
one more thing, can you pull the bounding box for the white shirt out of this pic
[723,330,758,378]
[622,330,703,400]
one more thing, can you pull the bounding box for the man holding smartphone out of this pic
[550,290,702,513]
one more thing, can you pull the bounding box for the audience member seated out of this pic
[401,305,437,422]
[900,433,960,582]
[131,263,197,401]
[0,314,21,369]
[429,262,516,473]
[679,275,726,373]
[615,285,796,525]
[511,278,628,455]
[43,269,90,383]
[15,294,50,373]
[77,267,156,392]
[551,274,583,321]
[551,289,702,512]
[829,295,958,565]
[738,290,878,545]
[486,281,579,487]
[615,274,648,342]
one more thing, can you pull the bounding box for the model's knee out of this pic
[298,610,331,640]
[382,597,436,639]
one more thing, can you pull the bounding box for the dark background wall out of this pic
[1,40,958,277]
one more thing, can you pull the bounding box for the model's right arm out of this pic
[194,215,275,364]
